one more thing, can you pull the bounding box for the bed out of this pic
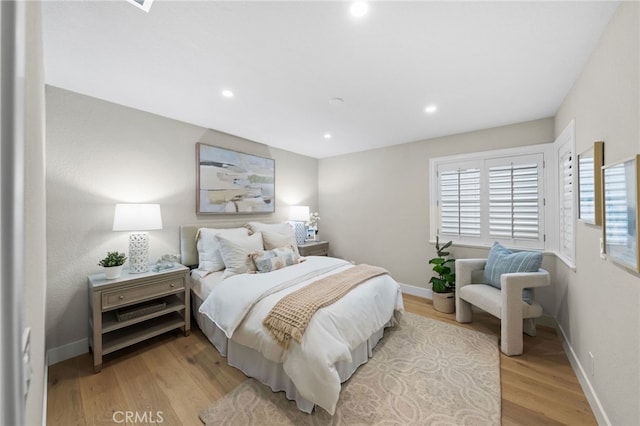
[180,222,404,415]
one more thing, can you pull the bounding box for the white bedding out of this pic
[198,256,404,415]
[190,270,224,301]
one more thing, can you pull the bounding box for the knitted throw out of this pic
[263,264,388,348]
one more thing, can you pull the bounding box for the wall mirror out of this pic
[578,141,604,225]
[602,155,640,272]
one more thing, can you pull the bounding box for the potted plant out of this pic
[429,236,455,313]
[99,251,127,279]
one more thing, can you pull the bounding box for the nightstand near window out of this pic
[298,240,329,256]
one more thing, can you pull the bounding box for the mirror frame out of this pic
[577,141,604,225]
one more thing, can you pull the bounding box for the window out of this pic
[555,120,576,265]
[558,146,574,259]
[438,164,481,237]
[487,156,543,241]
[431,125,576,265]
[432,149,545,249]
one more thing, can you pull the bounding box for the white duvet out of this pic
[198,256,404,415]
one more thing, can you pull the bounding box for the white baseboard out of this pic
[556,323,610,426]
[46,338,88,366]
[399,283,432,299]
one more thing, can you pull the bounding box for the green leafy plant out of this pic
[98,251,127,267]
[429,236,455,293]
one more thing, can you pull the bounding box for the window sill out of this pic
[429,239,577,271]
[553,252,576,271]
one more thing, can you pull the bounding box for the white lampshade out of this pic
[113,204,163,231]
[289,205,310,222]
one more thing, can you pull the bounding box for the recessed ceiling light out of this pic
[126,0,154,13]
[350,2,368,18]
[424,105,438,114]
[221,89,234,98]
[323,133,332,139]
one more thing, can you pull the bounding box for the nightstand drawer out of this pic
[102,278,184,310]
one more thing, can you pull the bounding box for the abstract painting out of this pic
[196,143,275,214]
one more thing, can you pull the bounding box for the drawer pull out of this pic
[170,283,175,288]
[119,295,124,300]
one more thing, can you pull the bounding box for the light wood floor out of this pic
[47,294,596,425]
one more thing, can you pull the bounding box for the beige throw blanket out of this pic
[263,264,388,348]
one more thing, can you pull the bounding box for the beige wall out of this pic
[318,118,554,290]
[45,86,318,351]
[554,2,639,424]
[25,2,47,424]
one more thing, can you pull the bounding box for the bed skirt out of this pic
[191,290,391,413]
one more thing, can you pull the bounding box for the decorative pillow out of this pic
[246,221,299,255]
[196,227,250,274]
[483,242,543,304]
[216,232,264,278]
[251,245,300,273]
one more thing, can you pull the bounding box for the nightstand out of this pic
[88,264,190,373]
[298,240,329,256]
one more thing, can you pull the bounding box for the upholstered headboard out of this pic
[180,224,204,268]
[179,220,285,268]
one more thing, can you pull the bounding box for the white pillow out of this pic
[246,221,299,255]
[216,232,264,278]
[196,227,250,274]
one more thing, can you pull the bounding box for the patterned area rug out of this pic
[199,312,501,425]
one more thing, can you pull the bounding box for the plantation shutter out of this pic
[559,146,574,260]
[438,166,481,237]
[487,154,543,242]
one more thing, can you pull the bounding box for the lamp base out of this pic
[128,232,150,273]
[291,221,306,246]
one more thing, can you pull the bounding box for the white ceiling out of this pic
[41,1,619,159]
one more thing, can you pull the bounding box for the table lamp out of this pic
[112,203,163,273]
[289,205,309,246]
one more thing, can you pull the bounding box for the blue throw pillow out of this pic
[483,242,543,304]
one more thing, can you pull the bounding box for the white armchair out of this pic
[455,258,550,356]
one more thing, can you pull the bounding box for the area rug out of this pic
[199,312,501,425]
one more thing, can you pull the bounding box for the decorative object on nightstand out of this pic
[112,203,163,274]
[153,253,180,272]
[298,240,329,256]
[88,264,190,372]
[289,205,310,246]
[98,251,127,279]
[305,211,320,241]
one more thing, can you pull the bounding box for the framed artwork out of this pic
[196,143,275,214]
[577,141,604,225]
[602,155,640,272]
[306,227,317,242]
